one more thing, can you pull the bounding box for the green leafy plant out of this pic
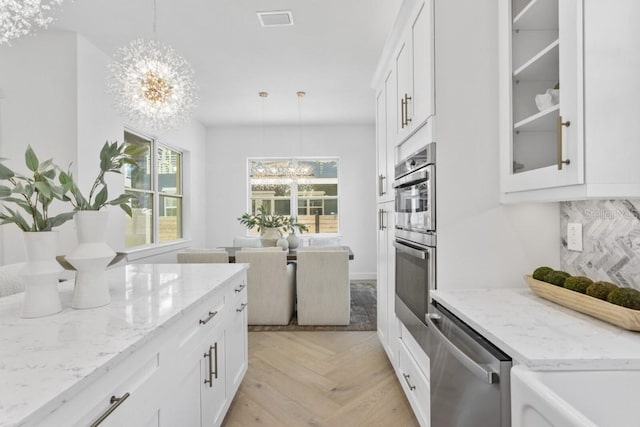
[59,141,144,217]
[237,206,308,234]
[285,216,309,234]
[0,146,75,231]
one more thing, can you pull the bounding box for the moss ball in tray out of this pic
[532,266,554,281]
[563,276,594,294]
[607,288,640,310]
[586,281,619,300]
[543,270,571,287]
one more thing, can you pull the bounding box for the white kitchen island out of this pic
[0,263,248,427]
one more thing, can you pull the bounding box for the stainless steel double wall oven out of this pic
[393,142,436,353]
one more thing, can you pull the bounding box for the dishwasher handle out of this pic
[426,313,499,384]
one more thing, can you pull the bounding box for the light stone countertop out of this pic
[0,263,248,427]
[431,287,640,370]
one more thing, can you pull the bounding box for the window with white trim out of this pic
[124,130,183,247]
[248,158,339,234]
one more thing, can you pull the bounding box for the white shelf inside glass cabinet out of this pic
[514,104,559,132]
[513,0,558,30]
[513,39,559,81]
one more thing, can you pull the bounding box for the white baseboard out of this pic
[350,272,376,281]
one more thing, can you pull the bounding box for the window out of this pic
[248,158,339,234]
[124,130,183,247]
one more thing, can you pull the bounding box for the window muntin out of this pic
[124,130,183,247]
[248,158,339,234]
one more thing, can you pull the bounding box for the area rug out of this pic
[248,280,377,332]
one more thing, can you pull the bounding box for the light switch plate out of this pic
[567,223,583,251]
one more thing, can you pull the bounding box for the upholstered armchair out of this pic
[176,249,229,263]
[296,247,350,325]
[235,249,295,325]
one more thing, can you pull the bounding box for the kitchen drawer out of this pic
[400,322,430,381]
[398,340,430,427]
[175,290,226,354]
[38,349,164,427]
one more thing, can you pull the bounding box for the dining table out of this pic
[222,246,354,263]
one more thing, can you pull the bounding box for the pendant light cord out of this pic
[153,0,157,38]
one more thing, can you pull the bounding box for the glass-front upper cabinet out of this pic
[500,0,584,194]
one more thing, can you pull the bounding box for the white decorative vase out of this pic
[20,232,63,318]
[276,238,289,250]
[67,211,115,310]
[287,232,300,249]
[260,227,281,247]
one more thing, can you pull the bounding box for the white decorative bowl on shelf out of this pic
[534,88,560,112]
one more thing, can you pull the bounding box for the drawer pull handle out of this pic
[236,303,248,312]
[234,283,246,293]
[199,311,218,325]
[402,373,416,391]
[90,392,130,427]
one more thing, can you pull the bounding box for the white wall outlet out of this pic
[567,223,583,251]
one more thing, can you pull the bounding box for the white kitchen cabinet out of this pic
[375,70,397,203]
[499,0,640,202]
[376,201,397,364]
[226,280,248,396]
[394,0,435,144]
[397,336,430,427]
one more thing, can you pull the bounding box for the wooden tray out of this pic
[524,275,640,331]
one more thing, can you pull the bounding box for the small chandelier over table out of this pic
[107,0,197,133]
[0,0,64,46]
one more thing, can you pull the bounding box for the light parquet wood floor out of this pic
[222,331,419,427]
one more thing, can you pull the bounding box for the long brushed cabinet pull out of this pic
[556,115,571,170]
[90,392,130,427]
[402,373,416,391]
[199,310,218,325]
[212,343,218,380]
[204,346,214,387]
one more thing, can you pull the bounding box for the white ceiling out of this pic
[49,0,402,127]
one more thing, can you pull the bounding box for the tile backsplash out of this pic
[560,200,640,290]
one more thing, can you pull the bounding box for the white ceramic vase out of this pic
[67,211,116,309]
[287,232,300,249]
[20,232,63,318]
[260,227,281,247]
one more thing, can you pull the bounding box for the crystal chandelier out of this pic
[107,1,197,133]
[0,0,64,46]
[249,91,314,185]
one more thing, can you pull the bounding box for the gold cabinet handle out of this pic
[557,116,571,170]
[236,303,248,312]
[402,373,416,391]
[90,393,130,427]
[404,93,412,125]
[199,310,218,325]
[381,209,387,230]
[401,97,407,128]
[234,283,246,293]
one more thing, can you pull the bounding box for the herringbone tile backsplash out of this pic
[561,200,640,290]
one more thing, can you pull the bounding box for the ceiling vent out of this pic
[257,10,294,27]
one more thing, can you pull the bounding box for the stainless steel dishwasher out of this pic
[427,302,512,427]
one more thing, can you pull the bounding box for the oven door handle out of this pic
[393,167,429,189]
[425,313,499,384]
[393,241,427,259]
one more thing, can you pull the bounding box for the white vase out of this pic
[67,211,116,309]
[20,232,63,318]
[260,227,281,247]
[276,238,289,250]
[287,232,300,249]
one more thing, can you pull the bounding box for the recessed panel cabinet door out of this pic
[201,328,226,427]
[376,88,388,201]
[411,0,435,125]
[396,40,413,141]
[227,286,248,394]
